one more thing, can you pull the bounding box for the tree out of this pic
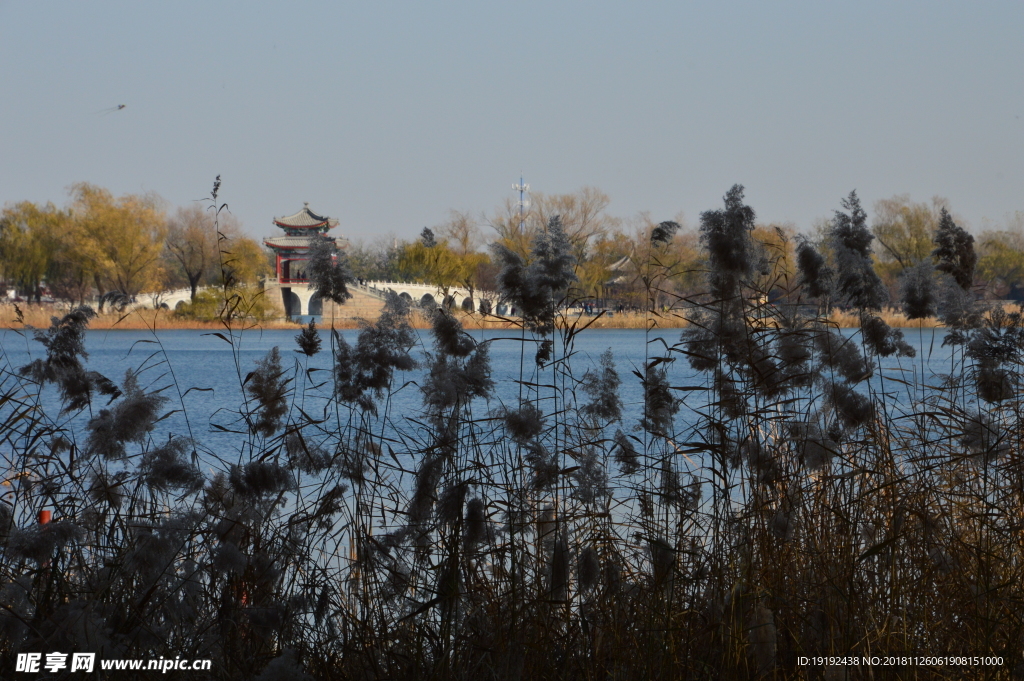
[399,214,492,299]
[532,187,618,261]
[399,237,464,296]
[490,186,618,264]
[871,194,948,296]
[305,235,352,304]
[70,183,166,297]
[977,213,1024,299]
[437,211,490,296]
[610,214,702,309]
[347,237,404,282]
[175,285,275,322]
[47,217,107,304]
[164,191,271,320]
[0,202,66,302]
[933,208,977,291]
[439,211,479,257]
[752,223,798,299]
[419,227,437,249]
[574,230,628,302]
[490,196,535,259]
[488,186,621,309]
[165,204,219,302]
[218,230,270,288]
[831,190,888,311]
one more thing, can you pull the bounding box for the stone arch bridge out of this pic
[355,280,499,314]
[140,281,500,317]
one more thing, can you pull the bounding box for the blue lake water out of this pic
[0,325,956,468]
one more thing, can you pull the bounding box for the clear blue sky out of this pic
[2,1,1021,241]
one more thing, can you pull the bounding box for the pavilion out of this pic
[264,203,345,283]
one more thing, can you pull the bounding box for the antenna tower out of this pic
[512,175,530,232]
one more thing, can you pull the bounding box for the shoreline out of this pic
[0,302,954,331]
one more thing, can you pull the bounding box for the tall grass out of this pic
[0,186,1021,680]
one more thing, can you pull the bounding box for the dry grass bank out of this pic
[454,310,691,330]
[11,302,1016,332]
[827,306,945,328]
[0,304,299,331]
[0,305,692,332]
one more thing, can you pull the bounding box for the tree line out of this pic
[4,183,1023,313]
[0,184,267,306]
[348,188,1024,312]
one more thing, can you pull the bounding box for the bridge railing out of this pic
[359,280,499,301]
[265,278,502,311]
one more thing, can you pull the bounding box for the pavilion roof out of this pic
[273,203,339,229]
[264,235,347,250]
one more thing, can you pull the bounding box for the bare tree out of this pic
[490,196,536,259]
[165,205,246,302]
[491,187,618,264]
[165,205,216,302]
[533,186,618,260]
[438,210,481,257]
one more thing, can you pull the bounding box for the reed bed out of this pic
[0,188,1021,680]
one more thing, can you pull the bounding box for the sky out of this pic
[1,1,1022,243]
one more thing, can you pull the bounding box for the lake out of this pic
[0,325,955,467]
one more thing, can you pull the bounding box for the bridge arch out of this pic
[308,294,323,316]
[282,288,302,316]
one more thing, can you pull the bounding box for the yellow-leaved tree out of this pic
[871,195,949,299]
[0,201,67,302]
[70,183,167,299]
[977,212,1024,299]
[400,217,490,305]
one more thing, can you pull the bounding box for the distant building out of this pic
[264,203,346,283]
